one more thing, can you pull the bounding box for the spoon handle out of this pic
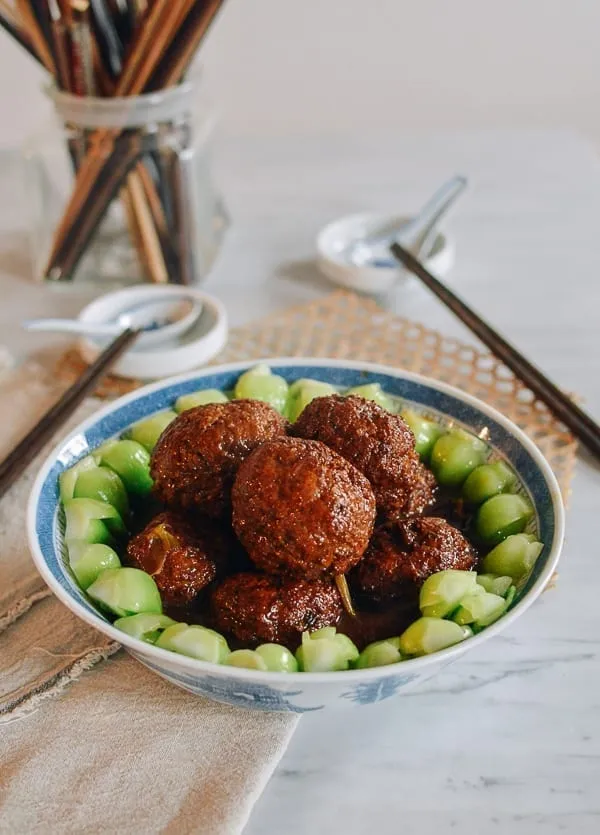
[23,319,121,336]
[355,175,468,263]
[0,328,139,501]
[399,175,467,256]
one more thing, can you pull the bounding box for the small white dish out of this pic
[317,212,455,295]
[78,286,228,380]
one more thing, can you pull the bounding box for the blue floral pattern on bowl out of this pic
[342,673,419,705]
[27,359,564,712]
[137,659,324,712]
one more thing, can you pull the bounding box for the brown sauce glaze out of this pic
[165,586,420,652]
[336,599,420,650]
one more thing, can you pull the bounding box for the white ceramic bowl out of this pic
[78,286,228,380]
[317,213,455,294]
[27,359,564,712]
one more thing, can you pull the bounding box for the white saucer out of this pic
[78,286,228,380]
[317,212,455,294]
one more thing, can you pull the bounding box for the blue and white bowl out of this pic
[27,359,565,712]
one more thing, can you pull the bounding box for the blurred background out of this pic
[1,0,598,146]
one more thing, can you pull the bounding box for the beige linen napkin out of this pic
[0,359,298,834]
[1,654,298,835]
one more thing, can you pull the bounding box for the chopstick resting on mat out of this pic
[390,242,600,462]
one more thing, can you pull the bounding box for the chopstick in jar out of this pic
[88,0,123,81]
[149,0,224,89]
[127,0,147,24]
[116,0,194,94]
[48,0,72,90]
[14,0,56,71]
[70,0,96,95]
[106,0,132,43]
[29,0,60,69]
[136,161,180,271]
[126,171,170,283]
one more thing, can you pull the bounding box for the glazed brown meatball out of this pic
[390,453,438,519]
[232,437,376,579]
[150,400,287,517]
[354,516,476,603]
[211,572,343,646]
[292,394,436,519]
[126,511,233,609]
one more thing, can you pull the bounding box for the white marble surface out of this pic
[1,129,600,834]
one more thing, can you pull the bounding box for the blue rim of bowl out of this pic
[27,358,565,684]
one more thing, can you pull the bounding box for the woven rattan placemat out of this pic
[59,290,576,500]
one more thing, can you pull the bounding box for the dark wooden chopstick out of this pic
[0,328,138,501]
[390,242,600,462]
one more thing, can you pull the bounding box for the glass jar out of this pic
[22,79,229,286]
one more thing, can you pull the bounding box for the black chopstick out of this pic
[89,0,124,79]
[390,242,600,462]
[0,328,139,501]
[45,130,146,281]
[29,0,58,68]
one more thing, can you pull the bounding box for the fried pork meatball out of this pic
[292,394,436,519]
[211,572,343,646]
[126,511,233,609]
[390,453,438,519]
[232,437,376,579]
[354,516,476,603]
[150,400,287,517]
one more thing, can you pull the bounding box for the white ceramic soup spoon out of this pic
[23,295,202,348]
[347,175,467,267]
